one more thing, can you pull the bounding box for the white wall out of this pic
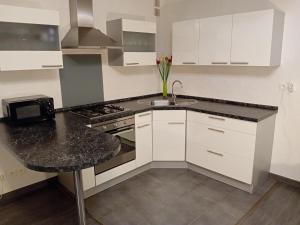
[0,0,159,194]
[158,0,300,181]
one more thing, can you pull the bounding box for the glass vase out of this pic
[162,80,168,98]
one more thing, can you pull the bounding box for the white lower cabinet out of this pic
[186,111,276,186]
[135,112,153,167]
[153,111,186,161]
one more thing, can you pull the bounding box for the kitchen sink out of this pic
[151,99,175,106]
[137,98,198,106]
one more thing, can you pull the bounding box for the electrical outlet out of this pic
[0,174,5,182]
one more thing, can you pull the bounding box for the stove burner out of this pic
[72,104,128,119]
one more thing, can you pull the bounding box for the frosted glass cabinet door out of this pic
[172,20,199,65]
[0,22,60,51]
[230,10,274,66]
[198,15,233,65]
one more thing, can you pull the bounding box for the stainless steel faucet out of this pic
[172,80,183,104]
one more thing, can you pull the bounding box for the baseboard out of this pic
[0,177,58,206]
[188,163,254,193]
[271,173,300,189]
[151,161,188,169]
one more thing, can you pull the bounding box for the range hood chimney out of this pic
[62,0,120,49]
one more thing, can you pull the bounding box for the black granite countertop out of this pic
[0,93,278,174]
[85,94,278,123]
[0,112,120,173]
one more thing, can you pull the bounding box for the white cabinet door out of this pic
[231,9,277,66]
[198,15,233,65]
[0,51,63,71]
[153,111,186,161]
[123,52,156,66]
[172,20,199,65]
[135,112,153,168]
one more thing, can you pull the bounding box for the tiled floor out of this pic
[0,169,299,225]
[86,169,274,225]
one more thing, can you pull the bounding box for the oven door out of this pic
[94,125,136,175]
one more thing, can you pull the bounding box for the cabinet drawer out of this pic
[95,160,136,185]
[153,110,186,122]
[123,52,156,66]
[135,111,152,125]
[187,147,253,184]
[187,122,256,159]
[187,111,257,134]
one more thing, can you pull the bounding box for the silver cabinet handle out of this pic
[208,128,225,134]
[208,116,225,121]
[182,62,196,65]
[211,62,228,65]
[207,150,224,157]
[42,65,63,68]
[168,122,185,125]
[230,62,249,65]
[126,63,140,65]
[137,124,151,129]
[138,113,151,117]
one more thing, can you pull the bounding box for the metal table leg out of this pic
[74,170,86,225]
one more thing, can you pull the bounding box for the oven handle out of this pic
[108,126,135,135]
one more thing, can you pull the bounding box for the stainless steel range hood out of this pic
[62,0,120,49]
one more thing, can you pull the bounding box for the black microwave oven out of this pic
[2,95,55,124]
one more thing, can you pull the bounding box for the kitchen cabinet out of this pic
[153,111,186,161]
[172,20,199,65]
[0,5,63,71]
[135,112,153,167]
[186,111,276,188]
[231,9,284,66]
[172,9,284,67]
[107,19,156,66]
[198,15,233,65]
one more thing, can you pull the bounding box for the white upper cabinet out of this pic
[0,5,63,71]
[231,9,284,66]
[172,9,284,67]
[172,20,199,65]
[107,19,157,66]
[198,15,233,65]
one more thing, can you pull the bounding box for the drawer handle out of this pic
[182,62,196,65]
[208,128,225,134]
[137,124,150,129]
[138,113,151,117]
[211,62,228,65]
[208,116,225,121]
[126,62,140,65]
[230,62,249,65]
[207,150,224,157]
[168,122,185,125]
[42,65,63,68]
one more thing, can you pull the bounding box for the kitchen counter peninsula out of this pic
[0,112,120,225]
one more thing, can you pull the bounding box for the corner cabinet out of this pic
[172,9,284,67]
[107,19,157,66]
[153,111,186,161]
[0,5,63,71]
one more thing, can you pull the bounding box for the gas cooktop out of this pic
[71,104,129,119]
